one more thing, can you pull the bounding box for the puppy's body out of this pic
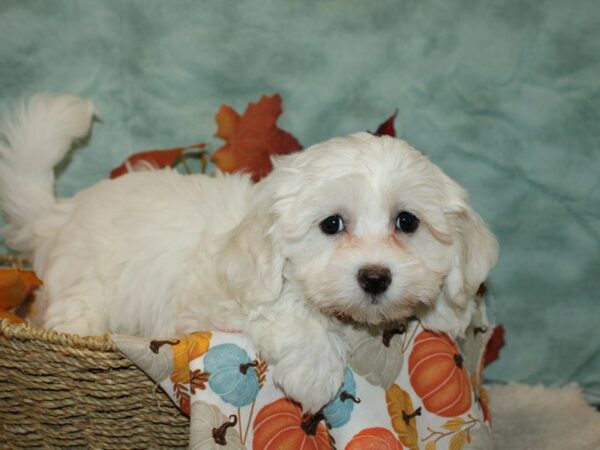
[30,169,254,337]
[0,95,498,412]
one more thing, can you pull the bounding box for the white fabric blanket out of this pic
[490,383,600,450]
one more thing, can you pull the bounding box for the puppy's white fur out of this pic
[0,95,497,412]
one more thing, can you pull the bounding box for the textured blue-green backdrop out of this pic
[1,0,598,400]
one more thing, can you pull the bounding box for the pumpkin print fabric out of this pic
[408,330,472,417]
[113,300,495,449]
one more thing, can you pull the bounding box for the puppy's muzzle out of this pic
[357,265,391,296]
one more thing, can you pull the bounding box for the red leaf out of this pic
[483,325,505,367]
[211,94,302,182]
[110,144,205,179]
[373,110,398,137]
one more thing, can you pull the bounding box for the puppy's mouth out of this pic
[323,295,423,326]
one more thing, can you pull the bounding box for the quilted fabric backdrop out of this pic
[0,0,598,402]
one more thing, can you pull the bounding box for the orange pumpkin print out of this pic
[253,398,332,450]
[346,427,403,450]
[408,330,472,417]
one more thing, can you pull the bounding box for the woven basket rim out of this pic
[0,318,116,352]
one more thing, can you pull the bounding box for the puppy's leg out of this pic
[246,299,346,413]
[40,285,107,337]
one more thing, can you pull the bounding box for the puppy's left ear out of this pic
[421,175,498,336]
[216,203,285,311]
[444,181,498,310]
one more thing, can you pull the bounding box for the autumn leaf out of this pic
[0,268,42,310]
[386,383,420,450]
[0,309,25,324]
[449,430,467,450]
[174,382,191,416]
[110,143,205,178]
[425,441,437,450]
[256,356,269,389]
[190,369,210,394]
[211,94,302,182]
[483,325,505,367]
[442,417,465,432]
[373,110,398,137]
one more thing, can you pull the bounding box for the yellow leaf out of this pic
[425,441,437,450]
[386,383,420,450]
[449,430,467,450]
[441,417,465,432]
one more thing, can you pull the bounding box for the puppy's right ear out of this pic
[216,203,285,310]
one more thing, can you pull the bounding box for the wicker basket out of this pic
[0,319,189,449]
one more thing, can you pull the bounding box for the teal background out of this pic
[1,1,599,400]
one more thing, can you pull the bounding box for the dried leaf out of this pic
[426,441,437,450]
[211,94,302,182]
[373,110,398,137]
[0,268,42,310]
[190,369,210,394]
[483,325,505,367]
[256,356,269,389]
[110,144,205,178]
[442,417,465,432]
[174,383,191,415]
[0,309,25,324]
[449,430,467,450]
[386,383,420,450]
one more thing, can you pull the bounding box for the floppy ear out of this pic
[445,201,498,310]
[216,203,285,310]
[421,176,498,336]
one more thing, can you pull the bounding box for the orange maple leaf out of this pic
[0,310,25,324]
[0,268,42,310]
[211,94,302,182]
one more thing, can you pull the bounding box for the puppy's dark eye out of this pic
[319,215,345,235]
[395,211,419,233]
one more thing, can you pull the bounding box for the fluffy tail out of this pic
[0,94,95,252]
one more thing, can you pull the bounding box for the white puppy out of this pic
[0,94,497,412]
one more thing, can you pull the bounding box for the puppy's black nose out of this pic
[357,265,392,295]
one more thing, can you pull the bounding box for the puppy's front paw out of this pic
[273,350,345,413]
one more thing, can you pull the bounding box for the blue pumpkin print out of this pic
[204,343,260,407]
[323,368,359,428]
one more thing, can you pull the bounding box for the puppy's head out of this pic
[221,133,497,336]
